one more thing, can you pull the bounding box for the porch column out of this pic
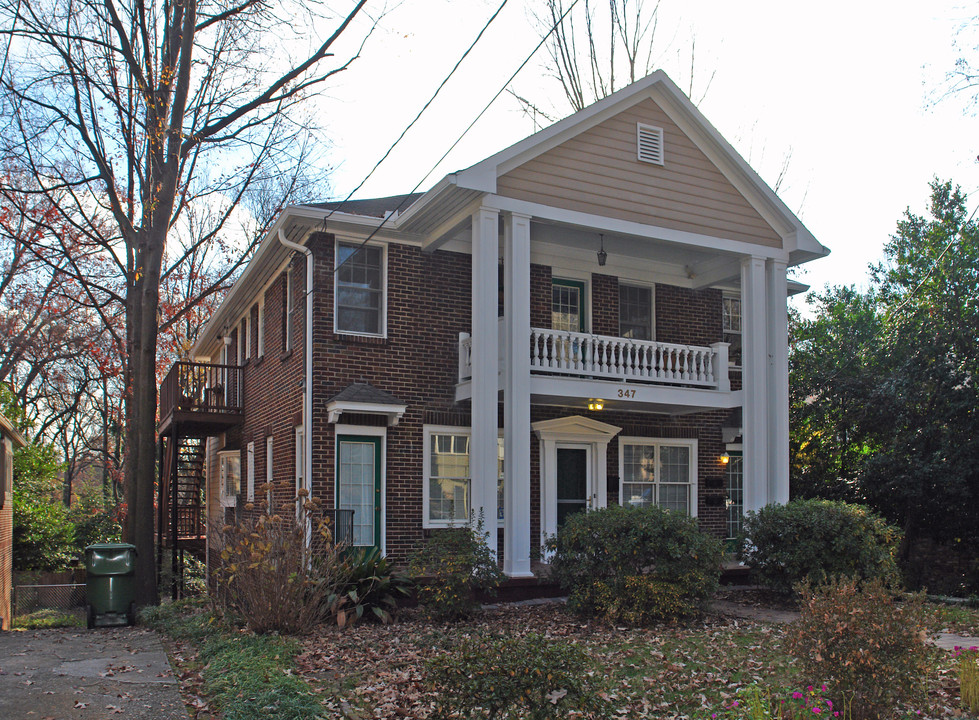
[471,207,500,557]
[503,212,533,577]
[741,256,769,513]
[766,259,790,505]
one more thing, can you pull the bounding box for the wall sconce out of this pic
[720,452,731,465]
[597,234,607,267]
[587,399,604,411]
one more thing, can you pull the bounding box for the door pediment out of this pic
[532,415,621,442]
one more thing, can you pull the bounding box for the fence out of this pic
[13,583,86,617]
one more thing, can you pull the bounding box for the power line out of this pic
[324,0,510,221]
[332,0,583,273]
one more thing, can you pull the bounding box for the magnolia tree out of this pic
[0,0,375,604]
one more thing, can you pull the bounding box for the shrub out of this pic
[12,494,77,570]
[331,546,411,626]
[740,499,901,596]
[211,498,348,634]
[787,576,929,719]
[426,632,609,719]
[406,513,503,622]
[546,504,723,624]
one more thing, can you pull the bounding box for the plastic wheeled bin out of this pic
[84,543,137,629]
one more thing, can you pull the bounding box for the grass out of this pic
[147,595,978,720]
[12,608,84,629]
[140,599,321,720]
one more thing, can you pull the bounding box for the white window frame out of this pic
[218,450,241,508]
[285,267,294,352]
[246,442,255,502]
[334,238,387,338]
[295,425,304,521]
[722,291,742,369]
[265,436,273,511]
[618,282,655,341]
[244,313,251,360]
[257,297,265,357]
[618,437,698,517]
[422,425,504,529]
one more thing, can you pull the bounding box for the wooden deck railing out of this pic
[160,362,243,420]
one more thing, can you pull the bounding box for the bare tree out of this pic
[512,0,714,124]
[0,0,375,604]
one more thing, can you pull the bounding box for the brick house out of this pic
[1,410,26,629]
[157,71,828,578]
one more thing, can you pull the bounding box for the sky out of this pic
[317,0,979,306]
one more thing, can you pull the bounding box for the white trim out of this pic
[334,425,387,555]
[326,400,406,426]
[246,442,255,502]
[257,297,265,357]
[617,436,699,517]
[422,425,506,531]
[295,425,305,521]
[265,436,273,510]
[285,266,294,352]
[333,238,388,339]
[218,450,240,508]
[533,415,620,552]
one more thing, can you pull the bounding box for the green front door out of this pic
[337,436,381,549]
[556,447,588,529]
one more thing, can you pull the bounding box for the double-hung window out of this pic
[722,292,742,368]
[619,438,697,516]
[424,427,504,528]
[336,241,384,335]
[218,450,241,507]
[619,284,653,340]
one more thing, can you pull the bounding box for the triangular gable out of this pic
[532,415,621,441]
[496,97,781,248]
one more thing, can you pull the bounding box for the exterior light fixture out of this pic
[597,234,607,266]
[720,452,731,465]
[587,399,604,411]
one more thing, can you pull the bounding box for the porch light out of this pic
[597,234,607,267]
[587,399,604,411]
[720,452,731,465]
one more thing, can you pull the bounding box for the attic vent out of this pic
[637,123,664,165]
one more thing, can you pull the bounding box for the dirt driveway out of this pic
[0,626,187,720]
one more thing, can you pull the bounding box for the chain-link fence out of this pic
[13,583,86,617]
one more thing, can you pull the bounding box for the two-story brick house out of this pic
[157,71,828,579]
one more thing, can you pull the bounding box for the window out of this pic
[619,438,697,516]
[423,427,504,528]
[266,436,273,509]
[295,426,304,520]
[284,268,294,351]
[219,451,241,507]
[336,241,384,335]
[619,284,653,340]
[722,293,742,368]
[552,279,585,332]
[725,450,744,546]
[246,442,255,502]
[238,317,248,364]
[257,297,265,357]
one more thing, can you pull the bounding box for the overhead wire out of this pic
[331,0,583,273]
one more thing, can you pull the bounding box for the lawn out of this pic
[151,593,967,720]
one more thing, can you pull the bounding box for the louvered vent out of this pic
[637,123,664,165]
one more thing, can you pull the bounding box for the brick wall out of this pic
[223,232,738,562]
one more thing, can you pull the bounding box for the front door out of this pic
[336,435,381,549]
[556,447,589,529]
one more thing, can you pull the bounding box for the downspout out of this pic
[277,230,314,543]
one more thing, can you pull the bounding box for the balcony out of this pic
[457,326,738,415]
[158,361,245,437]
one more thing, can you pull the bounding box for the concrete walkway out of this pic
[0,626,187,720]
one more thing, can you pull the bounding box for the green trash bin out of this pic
[84,543,137,629]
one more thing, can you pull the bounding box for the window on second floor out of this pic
[619,284,653,340]
[336,241,384,336]
[552,279,585,333]
[722,293,742,368]
[284,267,294,352]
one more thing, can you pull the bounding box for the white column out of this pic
[741,256,769,512]
[503,212,533,577]
[766,259,790,505]
[471,207,500,557]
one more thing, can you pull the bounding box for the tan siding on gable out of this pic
[496,98,781,247]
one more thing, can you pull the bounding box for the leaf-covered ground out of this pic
[160,594,971,719]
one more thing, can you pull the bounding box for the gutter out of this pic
[277,230,314,535]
